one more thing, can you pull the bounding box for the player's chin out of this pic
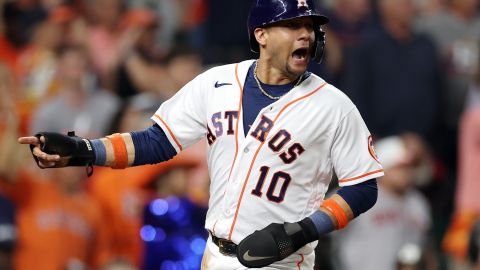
[288,57,309,76]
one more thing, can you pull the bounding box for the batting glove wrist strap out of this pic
[237,219,318,268]
[31,131,95,176]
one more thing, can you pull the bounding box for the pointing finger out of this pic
[18,136,40,145]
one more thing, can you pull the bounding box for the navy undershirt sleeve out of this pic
[336,178,378,217]
[130,123,177,166]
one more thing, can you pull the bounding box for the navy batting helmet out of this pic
[247,0,329,63]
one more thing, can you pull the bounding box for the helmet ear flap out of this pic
[312,29,326,64]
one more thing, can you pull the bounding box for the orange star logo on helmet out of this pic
[297,0,309,9]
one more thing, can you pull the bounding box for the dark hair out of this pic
[2,2,48,47]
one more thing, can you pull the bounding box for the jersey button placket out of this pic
[225,141,257,215]
[224,154,247,218]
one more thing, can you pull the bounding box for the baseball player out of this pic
[18,0,384,269]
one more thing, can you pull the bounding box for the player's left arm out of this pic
[237,178,378,268]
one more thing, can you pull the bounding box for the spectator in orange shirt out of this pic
[1,168,109,270]
[0,63,108,270]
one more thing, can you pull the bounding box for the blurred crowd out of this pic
[0,0,479,269]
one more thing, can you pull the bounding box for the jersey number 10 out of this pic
[251,166,292,203]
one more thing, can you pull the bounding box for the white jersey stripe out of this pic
[338,169,384,183]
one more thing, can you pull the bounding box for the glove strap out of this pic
[67,131,95,177]
[283,218,318,253]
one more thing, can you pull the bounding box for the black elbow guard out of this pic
[31,131,95,176]
[237,218,318,268]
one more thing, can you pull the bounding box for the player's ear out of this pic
[254,28,268,48]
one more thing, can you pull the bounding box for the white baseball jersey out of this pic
[152,59,384,245]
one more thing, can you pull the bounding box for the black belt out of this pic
[211,233,237,256]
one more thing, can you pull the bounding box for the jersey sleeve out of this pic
[151,74,208,153]
[331,107,384,186]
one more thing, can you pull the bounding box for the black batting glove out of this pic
[237,218,318,268]
[30,131,95,176]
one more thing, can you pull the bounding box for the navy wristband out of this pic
[308,210,335,236]
[91,139,106,166]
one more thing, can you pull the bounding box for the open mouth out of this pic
[292,48,309,60]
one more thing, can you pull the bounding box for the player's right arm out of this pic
[18,123,178,172]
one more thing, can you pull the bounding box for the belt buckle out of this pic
[218,239,236,257]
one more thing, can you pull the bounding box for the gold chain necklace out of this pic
[253,62,303,100]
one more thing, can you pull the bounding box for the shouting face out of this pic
[255,16,316,78]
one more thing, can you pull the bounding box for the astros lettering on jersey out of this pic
[152,60,384,248]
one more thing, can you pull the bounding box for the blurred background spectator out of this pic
[332,135,436,270]
[314,0,374,85]
[340,0,449,266]
[342,0,442,143]
[415,1,480,247]
[29,43,120,137]
[0,0,479,269]
[442,48,480,270]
